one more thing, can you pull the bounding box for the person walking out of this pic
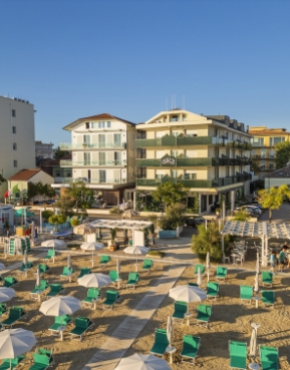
[279,248,286,272]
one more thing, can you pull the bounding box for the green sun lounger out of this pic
[27,352,53,370]
[37,264,50,275]
[2,306,26,328]
[82,288,101,307]
[46,283,63,298]
[3,276,18,288]
[103,290,120,310]
[189,282,198,287]
[30,279,49,299]
[100,255,111,265]
[229,341,247,370]
[262,290,275,308]
[60,267,75,280]
[194,264,205,275]
[77,267,91,279]
[240,285,253,305]
[181,335,200,364]
[196,304,212,328]
[126,272,140,289]
[18,262,33,273]
[150,328,169,357]
[70,316,93,341]
[0,355,25,370]
[262,271,273,287]
[172,301,187,322]
[43,249,57,261]
[109,270,119,284]
[215,266,227,281]
[0,304,7,316]
[142,259,153,272]
[207,282,219,300]
[49,314,72,333]
[260,345,279,370]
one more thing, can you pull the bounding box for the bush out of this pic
[109,206,122,215]
[48,214,67,226]
[66,243,80,249]
[147,250,165,258]
[158,203,185,230]
[42,210,54,222]
[70,217,80,227]
[233,209,250,222]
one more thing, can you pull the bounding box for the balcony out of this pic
[135,136,222,148]
[136,157,251,167]
[60,160,127,167]
[54,177,127,185]
[59,142,126,150]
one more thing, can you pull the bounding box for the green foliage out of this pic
[48,214,67,226]
[54,196,74,218]
[159,203,185,230]
[66,181,94,214]
[192,192,199,214]
[70,217,80,227]
[147,250,165,258]
[27,182,55,200]
[192,222,230,262]
[275,141,290,169]
[109,206,122,214]
[152,182,188,208]
[110,228,117,240]
[66,243,81,249]
[42,210,54,221]
[54,146,69,160]
[147,215,158,234]
[258,184,290,221]
[233,209,251,222]
[0,174,6,185]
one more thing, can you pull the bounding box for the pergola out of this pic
[89,219,152,230]
[221,221,290,266]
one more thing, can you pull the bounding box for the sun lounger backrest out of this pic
[175,301,187,314]
[207,282,219,292]
[195,264,205,274]
[241,285,253,295]
[183,335,200,350]
[217,266,227,275]
[88,288,99,299]
[262,271,273,281]
[50,284,62,292]
[155,329,169,345]
[260,345,278,363]
[38,348,52,357]
[75,317,89,328]
[198,304,211,316]
[33,353,50,365]
[109,270,118,281]
[106,290,119,301]
[10,307,22,319]
[128,272,139,281]
[143,259,153,267]
[229,341,247,357]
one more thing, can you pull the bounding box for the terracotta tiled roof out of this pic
[249,129,290,136]
[64,113,136,130]
[8,168,41,181]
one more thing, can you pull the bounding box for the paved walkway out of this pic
[82,264,186,370]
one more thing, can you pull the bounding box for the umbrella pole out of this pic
[136,256,138,272]
[92,252,94,267]
[53,247,55,264]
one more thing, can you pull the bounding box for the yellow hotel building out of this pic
[249,126,290,178]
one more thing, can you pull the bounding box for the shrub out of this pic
[42,210,54,222]
[158,203,185,230]
[233,209,250,222]
[147,250,165,258]
[109,206,122,215]
[66,243,80,249]
[70,217,80,227]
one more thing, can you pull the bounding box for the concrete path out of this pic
[82,264,186,370]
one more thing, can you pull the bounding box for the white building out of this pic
[35,141,55,159]
[0,96,35,196]
[54,113,136,205]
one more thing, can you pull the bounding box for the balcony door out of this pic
[114,134,121,147]
[99,134,106,148]
[84,152,91,165]
[114,151,121,165]
[99,170,106,183]
[99,152,106,165]
[83,135,90,147]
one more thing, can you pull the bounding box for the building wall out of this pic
[0,97,35,195]
[9,171,54,191]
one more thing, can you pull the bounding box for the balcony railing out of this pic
[136,173,252,188]
[135,136,222,148]
[54,177,127,184]
[59,142,126,150]
[136,157,251,167]
[60,160,127,167]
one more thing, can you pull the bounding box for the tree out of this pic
[48,214,67,230]
[54,146,69,160]
[233,209,250,222]
[152,182,188,209]
[258,184,290,222]
[275,141,290,169]
[159,203,186,230]
[65,181,93,215]
[54,195,74,217]
[42,210,54,222]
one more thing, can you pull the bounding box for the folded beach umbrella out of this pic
[40,296,81,316]
[197,267,203,287]
[81,242,104,267]
[0,288,15,303]
[114,353,171,370]
[67,254,72,269]
[78,273,112,288]
[36,267,41,287]
[167,316,173,349]
[206,252,210,282]
[116,259,120,276]
[124,245,150,272]
[253,273,259,294]
[23,250,28,266]
[256,253,260,275]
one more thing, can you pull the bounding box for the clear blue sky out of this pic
[1,0,290,145]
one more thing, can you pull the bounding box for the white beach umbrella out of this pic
[197,267,203,287]
[249,323,260,359]
[169,285,207,313]
[253,273,259,294]
[124,245,150,271]
[40,296,81,316]
[114,353,171,370]
[167,316,173,348]
[23,250,28,266]
[41,240,65,249]
[78,273,112,288]
[0,288,15,303]
[36,267,41,287]
[206,252,210,282]
[256,253,260,275]
[81,242,104,267]
[67,254,72,269]
[0,329,37,368]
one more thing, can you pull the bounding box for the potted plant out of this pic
[109,228,117,251]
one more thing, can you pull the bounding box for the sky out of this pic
[1,0,290,145]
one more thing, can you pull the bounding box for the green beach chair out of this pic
[100,255,111,265]
[194,264,205,275]
[49,314,72,334]
[18,262,33,273]
[70,316,93,341]
[109,270,119,284]
[30,279,49,299]
[0,355,25,370]
[82,288,101,308]
[215,266,227,281]
[27,352,53,370]
[260,345,279,370]
[240,285,253,305]
[103,290,120,310]
[77,267,91,279]
[229,341,247,370]
[43,249,57,261]
[0,304,7,316]
[181,335,200,364]
[262,271,273,287]
[3,276,18,288]
[142,259,153,272]
[196,304,212,328]
[46,283,63,298]
[60,266,75,280]
[126,272,140,289]
[262,290,275,308]
[37,264,49,275]
[207,282,219,300]
[172,301,187,323]
[2,306,25,328]
[150,328,169,357]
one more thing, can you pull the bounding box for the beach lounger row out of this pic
[0,347,54,370]
[172,302,212,328]
[49,315,92,341]
[194,265,228,280]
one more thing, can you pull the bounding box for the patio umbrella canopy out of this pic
[41,240,65,248]
[124,246,150,272]
[40,296,81,316]
[0,288,15,303]
[78,273,112,288]
[81,242,104,267]
[15,209,35,217]
[114,353,171,370]
[169,285,207,313]
[0,329,36,360]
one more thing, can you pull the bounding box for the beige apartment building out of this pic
[54,113,136,205]
[0,96,35,197]
[136,109,252,213]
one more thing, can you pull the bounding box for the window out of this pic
[99,170,106,183]
[13,143,17,150]
[269,162,274,170]
[13,160,17,167]
[85,122,90,129]
[11,109,16,117]
[114,152,121,164]
[98,134,106,148]
[114,134,121,147]
[269,150,275,158]
[99,152,106,165]
[98,122,105,128]
[107,121,111,128]
[12,126,16,134]
[252,137,264,146]
[83,152,91,165]
[83,135,90,147]
[270,137,285,146]
[261,149,266,158]
[170,115,179,122]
